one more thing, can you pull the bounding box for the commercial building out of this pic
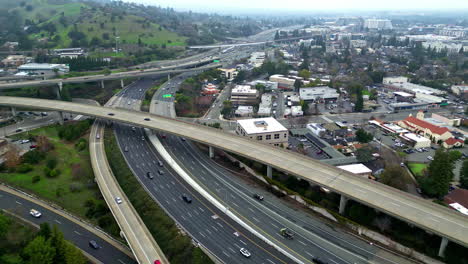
[219,68,238,81]
[398,111,453,143]
[269,74,296,90]
[53,48,85,59]
[383,77,446,96]
[234,106,254,117]
[257,94,272,117]
[17,63,69,77]
[1,55,32,68]
[249,80,278,91]
[451,85,468,100]
[364,19,393,30]
[400,133,431,149]
[299,87,339,102]
[248,52,266,67]
[306,123,327,137]
[442,138,465,149]
[422,41,462,54]
[230,85,258,106]
[431,113,462,127]
[236,117,288,146]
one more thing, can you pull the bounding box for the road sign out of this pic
[162,94,172,98]
[213,60,220,63]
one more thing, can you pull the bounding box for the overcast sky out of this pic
[126,0,468,13]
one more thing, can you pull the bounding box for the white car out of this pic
[299,138,308,142]
[115,197,122,204]
[30,209,42,218]
[239,248,251,258]
[427,156,434,161]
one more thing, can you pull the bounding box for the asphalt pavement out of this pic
[0,186,136,264]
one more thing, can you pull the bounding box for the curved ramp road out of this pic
[0,96,466,249]
[0,185,136,264]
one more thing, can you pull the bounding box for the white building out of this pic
[235,106,254,117]
[269,74,296,90]
[299,87,339,102]
[337,164,373,178]
[257,94,273,117]
[306,123,326,137]
[219,68,238,81]
[236,117,288,146]
[17,63,69,77]
[250,80,278,91]
[400,133,431,148]
[249,52,266,68]
[364,19,393,30]
[291,106,304,117]
[422,41,462,54]
[230,85,258,106]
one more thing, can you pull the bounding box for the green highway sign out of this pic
[162,94,172,98]
[213,60,220,63]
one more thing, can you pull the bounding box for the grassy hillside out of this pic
[7,0,186,49]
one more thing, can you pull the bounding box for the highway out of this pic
[0,63,220,90]
[0,96,466,251]
[0,185,136,264]
[89,92,168,264]
[112,78,292,263]
[150,77,416,264]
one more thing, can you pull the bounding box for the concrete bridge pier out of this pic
[56,82,63,100]
[267,165,272,178]
[438,237,449,257]
[339,195,349,215]
[120,79,124,88]
[10,107,17,117]
[100,80,105,89]
[167,74,171,81]
[209,146,214,159]
[58,111,64,125]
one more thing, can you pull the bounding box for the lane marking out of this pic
[74,231,82,236]
[54,219,62,224]
[239,239,247,245]
[15,201,22,205]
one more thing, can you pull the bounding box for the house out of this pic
[236,117,288,146]
[442,138,464,149]
[398,111,452,143]
[202,83,219,95]
[1,55,31,68]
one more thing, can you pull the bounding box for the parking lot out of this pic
[288,135,331,160]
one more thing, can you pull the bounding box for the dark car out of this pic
[253,194,264,201]
[312,257,328,264]
[144,118,151,121]
[108,113,115,116]
[15,128,23,133]
[89,240,99,249]
[147,172,154,179]
[29,145,37,149]
[182,194,192,203]
[181,137,186,141]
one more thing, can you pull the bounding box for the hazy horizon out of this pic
[124,0,468,14]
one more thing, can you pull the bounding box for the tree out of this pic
[293,79,302,91]
[355,88,364,112]
[50,225,67,264]
[380,165,407,191]
[348,203,376,225]
[64,243,86,264]
[274,31,280,40]
[38,223,51,239]
[356,146,373,163]
[460,160,468,189]
[0,212,10,239]
[355,129,373,143]
[448,150,462,162]
[420,149,454,198]
[23,236,56,264]
[298,69,311,79]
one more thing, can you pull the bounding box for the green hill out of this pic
[7,0,186,49]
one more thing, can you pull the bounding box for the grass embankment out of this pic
[103,128,213,264]
[408,162,428,177]
[0,121,120,237]
[141,78,167,111]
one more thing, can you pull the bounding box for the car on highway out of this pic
[182,194,192,203]
[147,172,154,179]
[15,128,23,133]
[96,134,100,139]
[181,137,186,141]
[115,197,122,204]
[124,146,129,152]
[158,160,164,167]
[144,118,151,121]
[253,194,264,201]
[20,139,30,144]
[311,257,328,264]
[108,113,115,116]
[30,145,37,149]
[239,247,251,258]
[141,136,145,141]
[299,138,308,142]
[131,126,136,132]
[30,209,42,218]
[89,240,99,249]
[154,261,161,264]
[157,170,164,175]
[427,156,434,161]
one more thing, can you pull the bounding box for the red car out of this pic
[154,260,161,264]
[29,145,37,149]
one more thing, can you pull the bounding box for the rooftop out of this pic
[337,164,372,175]
[403,116,450,135]
[402,133,431,143]
[237,117,287,134]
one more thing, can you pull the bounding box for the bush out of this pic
[32,175,40,183]
[22,150,46,164]
[17,164,33,173]
[69,182,83,193]
[46,158,57,170]
[57,120,92,141]
[44,168,60,178]
[75,139,87,151]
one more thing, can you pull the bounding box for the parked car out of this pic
[427,156,434,161]
[29,145,37,149]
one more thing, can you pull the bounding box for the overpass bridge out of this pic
[188,36,308,49]
[0,96,466,258]
[0,63,221,92]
